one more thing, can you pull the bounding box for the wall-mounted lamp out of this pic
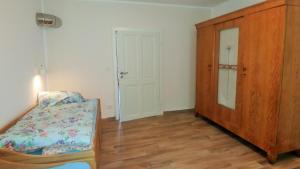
[36,13,62,28]
[33,64,47,102]
[34,75,42,93]
[33,75,42,102]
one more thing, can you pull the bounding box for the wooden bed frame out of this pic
[0,99,102,169]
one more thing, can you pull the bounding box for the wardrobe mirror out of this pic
[217,27,239,110]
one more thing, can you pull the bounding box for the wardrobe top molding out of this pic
[196,0,300,29]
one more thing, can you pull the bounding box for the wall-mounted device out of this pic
[36,13,62,28]
[38,64,47,75]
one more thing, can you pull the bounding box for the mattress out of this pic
[0,99,97,155]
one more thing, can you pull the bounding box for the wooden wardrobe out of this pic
[195,0,300,163]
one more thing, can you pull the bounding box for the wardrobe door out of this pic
[241,6,286,151]
[213,18,244,131]
[195,26,214,118]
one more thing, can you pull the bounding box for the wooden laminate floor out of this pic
[99,111,300,169]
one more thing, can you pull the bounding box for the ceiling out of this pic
[99,0,229,7]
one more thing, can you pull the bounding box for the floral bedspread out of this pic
[0,99,97,154]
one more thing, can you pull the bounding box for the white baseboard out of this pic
[101,112,116,119]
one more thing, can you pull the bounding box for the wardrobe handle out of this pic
[242,67,247,76]
[208,64,212,71]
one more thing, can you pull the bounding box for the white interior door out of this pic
[116,30,161,122]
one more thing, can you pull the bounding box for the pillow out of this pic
[38,91,85,108]
[38,91,68,108]
[55,92,86,106]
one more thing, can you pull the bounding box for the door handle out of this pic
[120,72,128,75]
[119,72,128,79]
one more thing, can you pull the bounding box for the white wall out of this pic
[212,0,266,17]
[43,0,211,118]
[0,0,44,128]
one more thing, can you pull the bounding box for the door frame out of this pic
[112,28,163,121]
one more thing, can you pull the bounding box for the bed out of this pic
[0,91,101,169]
